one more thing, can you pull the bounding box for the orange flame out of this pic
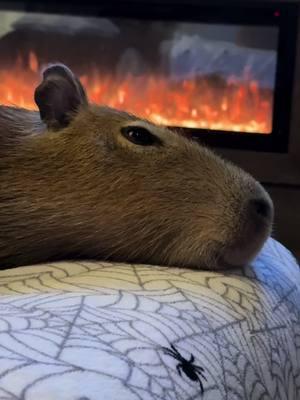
[0,52,273,134]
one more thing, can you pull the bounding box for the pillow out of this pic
[0,238,299,400]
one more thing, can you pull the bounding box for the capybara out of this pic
[0,64,273,269]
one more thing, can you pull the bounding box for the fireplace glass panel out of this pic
[0,10,279,134]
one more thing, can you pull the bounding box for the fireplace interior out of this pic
[0,1,297,152]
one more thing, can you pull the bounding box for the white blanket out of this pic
[0,238,299,400]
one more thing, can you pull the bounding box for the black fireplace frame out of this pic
[1,0,299,153]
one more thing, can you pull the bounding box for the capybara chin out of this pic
[0,64,273,270]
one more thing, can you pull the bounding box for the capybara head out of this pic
[0,64,273,269]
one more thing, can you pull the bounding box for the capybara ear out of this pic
[34,63,88,130]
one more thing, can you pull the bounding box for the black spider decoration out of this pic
[162,344,207,394]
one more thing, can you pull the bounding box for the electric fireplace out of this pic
[0,0,297,153]
[0,0,300,184]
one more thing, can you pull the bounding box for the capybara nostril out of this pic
[249,198,273,220]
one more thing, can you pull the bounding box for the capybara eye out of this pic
[121,126,161,146]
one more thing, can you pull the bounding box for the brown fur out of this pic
[0,65,273,269]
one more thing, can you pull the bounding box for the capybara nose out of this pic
[249,198,273,220]
[221,193,273,268]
